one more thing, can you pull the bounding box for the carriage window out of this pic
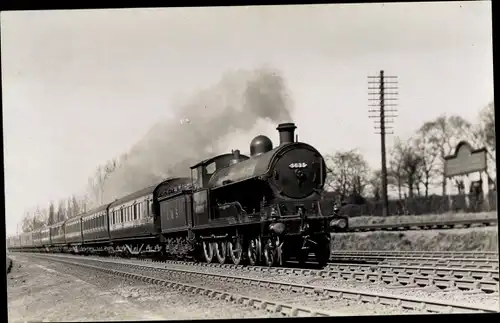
[205,162,216,175]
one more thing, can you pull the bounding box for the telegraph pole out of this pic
[368,70,398,217]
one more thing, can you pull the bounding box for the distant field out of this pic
[349,211,497,227]
[331,226,498,252]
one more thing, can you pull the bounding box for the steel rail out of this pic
[331,250,499,259]
[27,253,499,314]
[327,263,499,282]
[330,255,499,270]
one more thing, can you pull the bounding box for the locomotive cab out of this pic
[190,152,250,226]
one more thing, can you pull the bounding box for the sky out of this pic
[1,2,494,235]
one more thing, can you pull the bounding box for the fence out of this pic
[321,191,497,217]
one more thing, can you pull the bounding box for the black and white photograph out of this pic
[3,1,498,321]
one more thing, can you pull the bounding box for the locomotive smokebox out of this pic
[250,135,273,157]
[277,122,297,145]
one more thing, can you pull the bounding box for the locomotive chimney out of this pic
[230,149,241,165]
[276,122,297,145]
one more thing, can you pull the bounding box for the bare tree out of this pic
[401,148,423,198]
[418,115,472,194]
[21,212,34,232]
[367,170,382,199]
[325,150,369,201]
[87,159,120,206]
[412,134,440,197]
[468,102,496,183]
[22,206,48,232]
[88,165,106,206]
[56,199,66,222]
[66,197,73,218]
[389,138,423,198]
[47,202,55,225]
[388,138,406,199]
[79,194,90,214]
[477,102,496,152]
[71,195,80,217]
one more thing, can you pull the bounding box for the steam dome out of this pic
[250,135,273,157]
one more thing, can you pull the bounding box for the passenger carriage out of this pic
[64,215,83,253]
[40,227,51,252]
[108,186,156,256]
[81,204,111,254]
[20,231,34,251]
[32,229,42,250]
[49,220,66,252]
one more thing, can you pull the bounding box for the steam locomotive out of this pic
[7,122,348,267]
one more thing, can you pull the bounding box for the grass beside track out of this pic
[349,211,497,226]
[331,226,499,252]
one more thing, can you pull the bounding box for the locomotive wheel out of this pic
[227,238,243,265]
[247,237,261,266]
[263,238,275,267]
[202,241,214,263]
[214,241,227,264]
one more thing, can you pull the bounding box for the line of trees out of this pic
[324,102,495,202]
[18,102,494,232]
[20,155,128,233]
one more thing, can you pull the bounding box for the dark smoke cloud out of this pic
[101,67,294,203]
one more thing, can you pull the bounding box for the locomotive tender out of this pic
[7,123,348,267]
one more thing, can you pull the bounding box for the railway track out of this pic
[330,255,499,270]
[332,250,499,259]
[21,253,499,314]
[348,217,498,232]
[152,259,499,294]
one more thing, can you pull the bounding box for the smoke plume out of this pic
[100,67,294,203]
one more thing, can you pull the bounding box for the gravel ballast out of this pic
[7,254,287,321]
